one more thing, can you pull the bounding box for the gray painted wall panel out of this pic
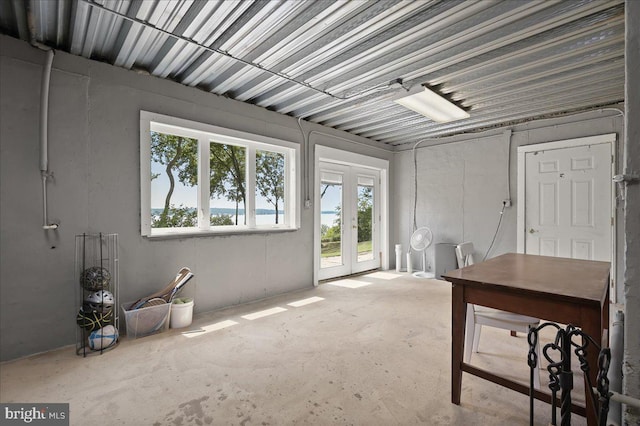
[462,136,511,261]
[1,54,92,360]
[393,113,625,290]
[0,35,391,361]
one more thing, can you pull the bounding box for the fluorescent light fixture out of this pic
[393,85,469,123]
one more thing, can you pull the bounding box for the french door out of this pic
[318,162,380,280]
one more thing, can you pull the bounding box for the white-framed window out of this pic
[140,111,299,237]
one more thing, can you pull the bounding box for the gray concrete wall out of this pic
[0,35,392,361]
[392,111,625,300]
[623,0,640,422]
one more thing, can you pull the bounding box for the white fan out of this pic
[410,227,435,278]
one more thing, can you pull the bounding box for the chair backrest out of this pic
[455,242,475,268]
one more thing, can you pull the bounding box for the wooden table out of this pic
[443,253,610,426]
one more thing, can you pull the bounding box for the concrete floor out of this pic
[0,272,586,425]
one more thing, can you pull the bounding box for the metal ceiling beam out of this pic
[375,90,624,145]
[75,0,383,101]
[0,0,626,148]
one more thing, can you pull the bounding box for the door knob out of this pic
[529,228,537,234]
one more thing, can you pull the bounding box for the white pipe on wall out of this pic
[608,309,625,425]
[39,48,58,230]
[610,390,640,409]
[40,49,53,172]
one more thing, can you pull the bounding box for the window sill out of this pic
[144,226,299,239]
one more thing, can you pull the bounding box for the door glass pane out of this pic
[357,177,374,262]
[320,172,343,269]
[210,142,246,226]
[150,131,198,230]
[256,150,285,225]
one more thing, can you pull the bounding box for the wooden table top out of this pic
[443,253,610,306]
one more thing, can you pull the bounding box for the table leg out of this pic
[560,328,573,426]
[451,283,466,405]
[581,308,603,426]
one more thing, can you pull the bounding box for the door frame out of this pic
[314,145,389,286]
[516,133,617,300]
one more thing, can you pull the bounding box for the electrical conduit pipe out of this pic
[40,49,58,230]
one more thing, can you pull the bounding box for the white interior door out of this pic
[523,142,612,261]
[318,162,380,280]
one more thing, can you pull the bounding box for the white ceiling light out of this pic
[393,85,470,123]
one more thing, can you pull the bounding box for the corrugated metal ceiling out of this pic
[0,0,625,148]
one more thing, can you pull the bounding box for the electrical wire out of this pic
[412,141,420,233]
[80,0,397,102]
[297,122,391,209]
[483,203,506,261]
[296,117,309,206]
[408,108,622,261]
[395,106,624,153]
[505,129,512,203]
[409,139,429,254]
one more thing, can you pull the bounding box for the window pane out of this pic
[320,172,343,269]
[210,142,246,226]
[150,131,198,229]
[357,183,374,262]
[143,112,298,236]
[255,150,285,225]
